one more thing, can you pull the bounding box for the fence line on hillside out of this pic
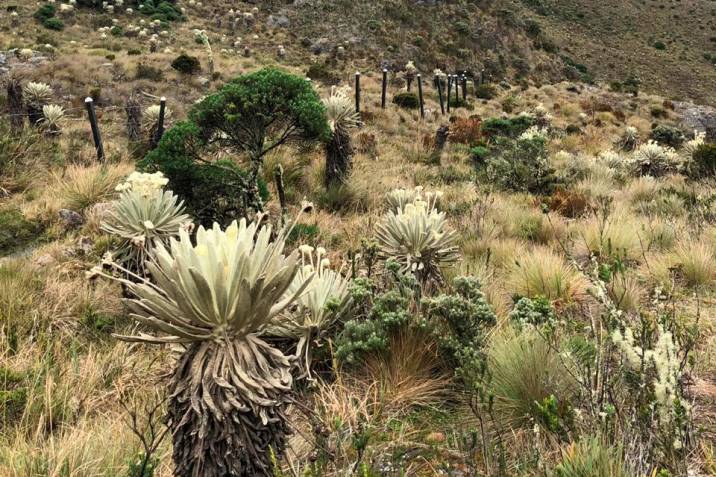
[2,68,490,163]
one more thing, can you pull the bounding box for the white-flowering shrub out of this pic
[612,323,687,438]
[519,125,549,141]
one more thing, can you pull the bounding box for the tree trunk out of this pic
[27,104,43,128]
[324,129,353,188]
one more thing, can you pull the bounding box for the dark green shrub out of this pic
[189,67,329,167]
[455,20,471,35]
[483,136,560,195]
[144,68,328,225]
[110,25,123,36]
[481,115,535,139]
[170,53,201,75]
[392,91,420,109]
[650,124,684,148]
[128,48,142,55]
[335,262,418,365]
[474,83,497,100]
[140,122,268,226]
[691,143,716,177]
[422,276,496,388]
[33,4,56,22]
[653,40,667,50]
[469,145,490,165]
[565,124,582,135]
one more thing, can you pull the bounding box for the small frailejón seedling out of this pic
[40,104,65,135]
[92,217,313,476]
[100,171,192,274]
[375,189,459,285]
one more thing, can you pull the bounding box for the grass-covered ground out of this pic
[1,2,715,476]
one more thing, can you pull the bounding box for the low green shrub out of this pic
[422,276,496,388]
[33,4,55,22]
[691,143,716,177]
[335,261,418,365]
[482,136,560,195]
[170,53,201,75]
[469,145,489,165]
[392,91,420,109]
[650,124,684,148]
[139,121,269,226]
[481,115,534,139]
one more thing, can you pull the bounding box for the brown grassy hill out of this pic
[518,0,716,104]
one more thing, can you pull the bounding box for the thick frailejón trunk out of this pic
[324,129,353,188]
[167,336,293,477]
[27,104,43,128]
[7,78,24,132]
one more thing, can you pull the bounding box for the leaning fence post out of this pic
[417,74,424,119]
[436,75,445,115]
[446,75,452,113]
[151,96,167,149]
[84,97,104,162]
[381,69,387,109]
[355,72,361,114]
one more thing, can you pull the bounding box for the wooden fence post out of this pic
[436,76,445,115]
[453,75,459,104]
[151,96,167,149]
[462,75,467,101]
[381,69,387,109]
[355,72,361,114]
[417,74,424,119]
[84,97,104,162]
[446,75,451,113]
